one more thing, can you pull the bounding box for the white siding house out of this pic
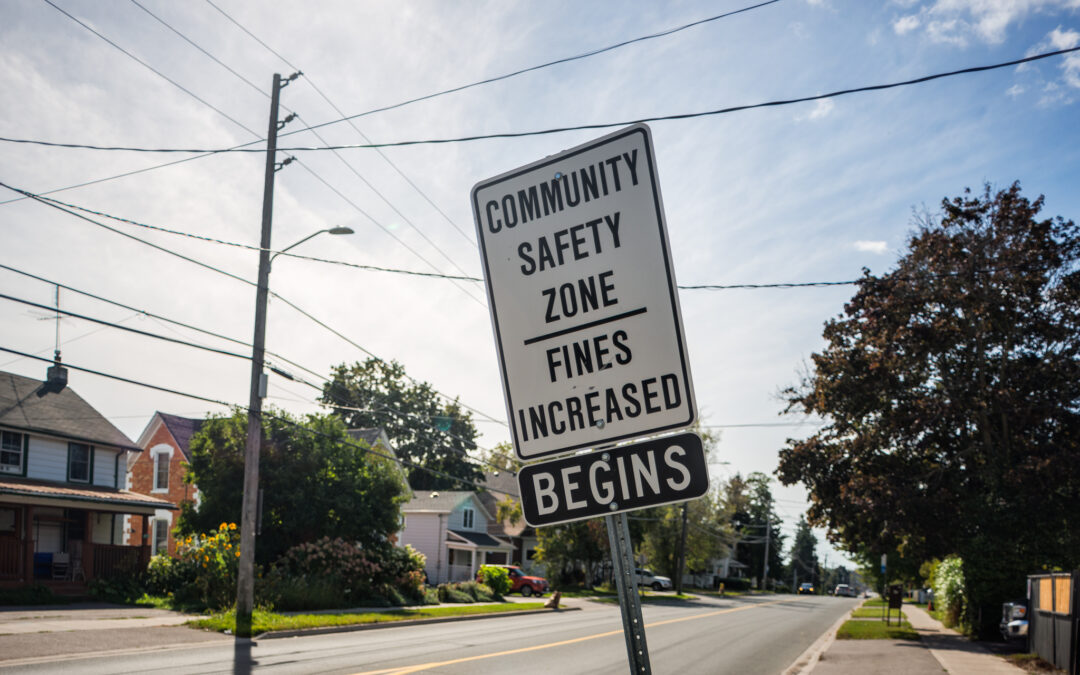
[399,491,513,584]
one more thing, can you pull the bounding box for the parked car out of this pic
[798,582,815,595]
[1000,599,1028,642]
[478,565,549,596]
[833,584,857,597]
[634,568,673,591]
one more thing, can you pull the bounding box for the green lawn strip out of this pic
[190,603,547,634]
[555,588,617,599]
[851,607,906,618]
[861,598,889,607]
[836,619,919,640]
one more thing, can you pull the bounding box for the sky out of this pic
[2,0,1079,570]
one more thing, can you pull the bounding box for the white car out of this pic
[634,568,673,591]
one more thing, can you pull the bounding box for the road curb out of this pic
[258,606,581,639]
[781,608,852,675]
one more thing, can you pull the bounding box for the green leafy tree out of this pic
[177,409,409,565]
[721,472,786,588]
[320,358,485,491]
[777,183,1080,635]
[789,516,819,591]
[535,519,609,588]
[638,493,728,582]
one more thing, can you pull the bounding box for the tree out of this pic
[777,183,1080,635]
[535,518,610,587]
[177,409,409,565]
[720,472,786,588]
[320,358,485,490]
[789,516,819,591]
[638,492,729,582]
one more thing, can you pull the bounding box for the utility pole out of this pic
[762,518,770,592]
[675,502,689,595]
[236,72,295,638]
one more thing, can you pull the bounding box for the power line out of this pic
[124,0,483,299]
[1,182,507,425]
[271,0,785,136]
[7,45,1078,155]
[42,0,260,138]
[0,292,254,362]
[0,262,327,384]
[0,347,517,498]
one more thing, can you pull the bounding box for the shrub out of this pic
[88,574,147,604]
[146,522,242,610]
[477,565,512,595]
[437,583,475,603]
[0,584,61,605]
[457,580,497,602]
[933,556,966,628]
[717,577,752,591]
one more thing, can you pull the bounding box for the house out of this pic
[476,470,544,577]
[0,367,174,592]
[128,412,205,556]
[398,491,513,583]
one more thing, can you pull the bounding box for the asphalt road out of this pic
[2,594,857,675]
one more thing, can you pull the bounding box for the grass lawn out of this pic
[190,603,547,635]
[851,607,905,618]
[861,598,889,607]
[836,619,919,640]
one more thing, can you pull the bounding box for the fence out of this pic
[92,544,144,580]
[1028,571,1079,675]
[0,537,20,579]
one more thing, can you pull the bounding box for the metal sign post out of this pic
[607,511,651,674]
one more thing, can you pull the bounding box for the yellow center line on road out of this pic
[350,598,790,675]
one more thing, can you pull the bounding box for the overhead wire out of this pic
[0,347,518,497]
[8,44,1078,155]
[54,0,483,309]
[0,0,783,211]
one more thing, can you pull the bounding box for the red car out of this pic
[479,565,549,596]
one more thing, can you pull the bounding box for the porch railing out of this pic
[92,544,145,580]
[0,537,20,579]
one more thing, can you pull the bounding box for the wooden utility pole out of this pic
[762,518,771,592]
[236,72,284,638]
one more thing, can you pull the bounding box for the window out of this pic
[68,443,91,483]
[153,452,169,491]
[152,519,169,554]
[1,430,24,475]
[462,507,474,529]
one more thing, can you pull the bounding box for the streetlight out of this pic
[270,226,354,265]
[236,224,353,636]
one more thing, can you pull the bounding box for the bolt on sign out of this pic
[472,124,697,461]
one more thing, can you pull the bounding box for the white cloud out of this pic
[1007,83,1026,97]
[854,241,889,254]
[892,1,1080,46]
[1047,27,1080,88]
[893,15,921,34]
[797,98,835,121]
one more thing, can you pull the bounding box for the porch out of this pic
[0,481,173,590]
[444,529,514,583]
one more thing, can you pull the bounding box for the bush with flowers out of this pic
[146,522,242,610]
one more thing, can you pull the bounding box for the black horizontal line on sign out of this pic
[523,307,648,346]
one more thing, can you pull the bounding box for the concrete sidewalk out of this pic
[806,603,1024,675]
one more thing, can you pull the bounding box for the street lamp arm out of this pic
[270,227,354,264]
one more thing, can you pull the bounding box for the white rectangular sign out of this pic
[472,124,696,461]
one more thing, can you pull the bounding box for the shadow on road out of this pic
[233,637,256,674]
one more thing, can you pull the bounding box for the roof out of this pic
[0,371,138,451]
[478,470,534,538]
[346,428,383,447]
[448,529,513,549]
[0,476,175,514]
[157,412,205,461]
[402,490,492,520]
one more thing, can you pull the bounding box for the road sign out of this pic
[516,432,709,527]
[472,124,696,461]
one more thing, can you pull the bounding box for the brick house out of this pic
[0,368,173,592]
[128,412,203,557]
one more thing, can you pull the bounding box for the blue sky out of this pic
[2,0,1078,568]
